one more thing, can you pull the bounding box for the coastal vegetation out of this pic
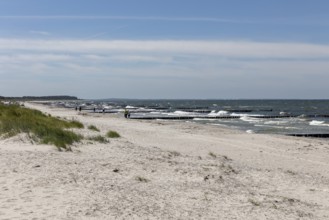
[0,95,78,101]
[106,130,121,138]
[0,103,83,149]
[88,135,108,143]
[88,125,100,132]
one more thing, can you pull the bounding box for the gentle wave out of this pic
[207,110,229,116]
[240,116,263,123]
[309,120,329,126]
[168,111,196,116]
[193,118,219,121]
[264,120,289,125]
[125,105,137,109]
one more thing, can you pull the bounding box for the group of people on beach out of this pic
[76,106,131,118]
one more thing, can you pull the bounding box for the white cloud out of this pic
[1,38,329,98]
[1,39,329,59]
[0,54,72,63]
[109,55,173,63]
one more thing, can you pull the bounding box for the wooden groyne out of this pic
[225,109,273,112]
[226,109,252,113]
[251,115,297,119]
[176,107,209,110]
[129,114,329,120]
[198,116,241,119]
[175,109,212,113]
[129,115,294,120]
[307,115,329,118]
[130,116,195,120]
[287,134,329,138]
[130,116,240,120]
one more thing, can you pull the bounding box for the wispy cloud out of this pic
[1,38,329,98]
[1,39,329,59]
[2,15,328,27]
[0,15,258,24]
[0,54,72,63]
[109,55,173,63]
[29,30,51,36]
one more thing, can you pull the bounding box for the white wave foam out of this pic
[246,130,255,134]
[279,111,289,116]
[230,113,263,117]
[193,118,218,121]
[175,111,189,114]
[264,120,288,125]
[208,110,229,116]
[125,105,136,109]
[240,116,262,123]
[255,124,282,128]
[231,113,248,117]
[310,120,329,126]
[284,126,299,129]
[168,111,195,116]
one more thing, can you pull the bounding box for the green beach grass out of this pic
[88,135,109,143]
[88,125,100,132]
[106,130,120,138]
[0,103,83,149]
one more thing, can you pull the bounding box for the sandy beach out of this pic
[1,102,329,219]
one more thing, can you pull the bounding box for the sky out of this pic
[1,0,329,99]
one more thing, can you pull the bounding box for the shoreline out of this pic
[33,99,329,138]
[0,102,329,219]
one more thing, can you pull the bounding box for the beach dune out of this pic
[0,102,328,219]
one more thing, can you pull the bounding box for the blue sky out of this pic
[0,0,329,99]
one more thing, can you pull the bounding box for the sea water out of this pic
[63,99,329,135]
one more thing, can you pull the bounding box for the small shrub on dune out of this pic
[106,130,120,138]
[68,120,84,129]
[88,125,100,132]
[40,129,83,149]
[88,135,108,143]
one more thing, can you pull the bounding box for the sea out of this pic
[58,99,329,136]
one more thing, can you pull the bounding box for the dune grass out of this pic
[106,130,120,138]
[0,104,83,149]
[88,125,100,132]
[88,135,108,143]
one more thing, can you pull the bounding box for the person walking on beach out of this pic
[124,109,129,118]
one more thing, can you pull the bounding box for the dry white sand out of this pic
[1,102,329,219]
